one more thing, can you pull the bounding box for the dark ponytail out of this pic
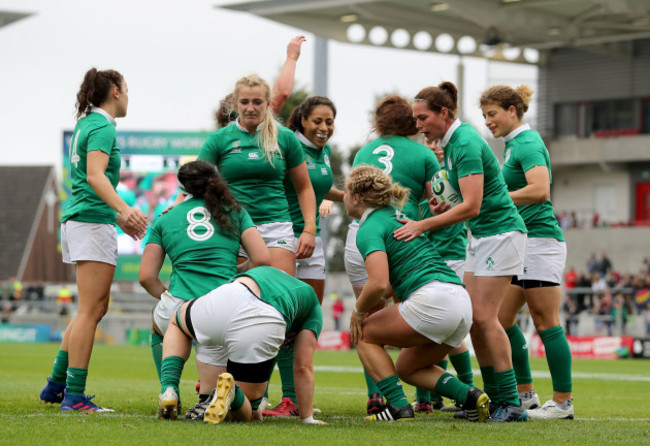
[177,160,241,235]
[75,68,124,119]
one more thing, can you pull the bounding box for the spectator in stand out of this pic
[9,277,23,301]
[592,289,614,335]
[562,296,578,336]
[645,302,650,337]
[586,254,598,275]
[576,272,592,313]
[612,293,628,335]
[597,252,613,278]
[331,293,344,331]
[564,267,578,290]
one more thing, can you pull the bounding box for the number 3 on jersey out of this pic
[187,207,214,241]
[372,144,394,174]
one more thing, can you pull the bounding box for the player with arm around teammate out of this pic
[139,160,270,419]
[157,266,325,425]
[394,81,528,422]
[346,166,489,423]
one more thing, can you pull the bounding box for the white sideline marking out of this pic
[312,366,650,382]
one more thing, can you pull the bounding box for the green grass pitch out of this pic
[0,343,648,445]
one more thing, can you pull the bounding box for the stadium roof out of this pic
[217,0,650,64]
[0,10,33,30]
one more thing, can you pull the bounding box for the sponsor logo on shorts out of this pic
[485,256,495,270]
[277,240,287,245]
[523,267,528,274]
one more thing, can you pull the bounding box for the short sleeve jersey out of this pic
[501,128,564,241]
[146,197,255,300]
[236,266,322,337]
[353,136,439,219]
[198,122,305,225]
[419,200,468,261]
[356,207,463,301]
[62,111,121,224]
[443,123,527,237]
[285,135,333,237]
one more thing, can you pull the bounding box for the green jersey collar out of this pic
[440,119,461,148]
[504,123,531,142]
[89,106,117,127]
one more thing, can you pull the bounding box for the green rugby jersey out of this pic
[62,109,121,224]
[501,126,564,241]
[353,135,439,219]
[357,207,463,301]
[419,200,467,261]
[146,197,255,300]
[285,133,333,237]
[442,121,526,238]
[236,266,322,337]
[198,121,305,225]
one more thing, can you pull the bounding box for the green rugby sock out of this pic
[278,346,297,403]
[65,367,88,395]
[51,350,68,383]
[160,356,185,395]
[151,332,164,381]
[449,350,475,387]
[480,366,497,402]
[434,372,469,405]
[506,324,533,386]
[364,368,382,397]
[494,368,519,405]
[539,325,573,393]
[430,359,448,402]
[376,375,408,407]
[231,384,245,411]
[415,387,431,402]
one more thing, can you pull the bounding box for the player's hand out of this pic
[295,231,315,259]
[393,219,423,242]
[302,417,327,425]
[287,35,306,60]
[117,207,147,240]
[319,199,334,217]
[429,196,450,215]
[350,311,364,344]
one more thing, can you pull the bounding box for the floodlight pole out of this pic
[313,36,329,96]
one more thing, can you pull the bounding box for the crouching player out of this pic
[345,166,489,422]
[156,266,325,425]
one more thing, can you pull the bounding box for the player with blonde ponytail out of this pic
[481,85,573,420]
[345,166,489,423]
[197,74,317,276]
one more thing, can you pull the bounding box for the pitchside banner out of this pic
[61,131,210,281]
[530,334,636,359]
